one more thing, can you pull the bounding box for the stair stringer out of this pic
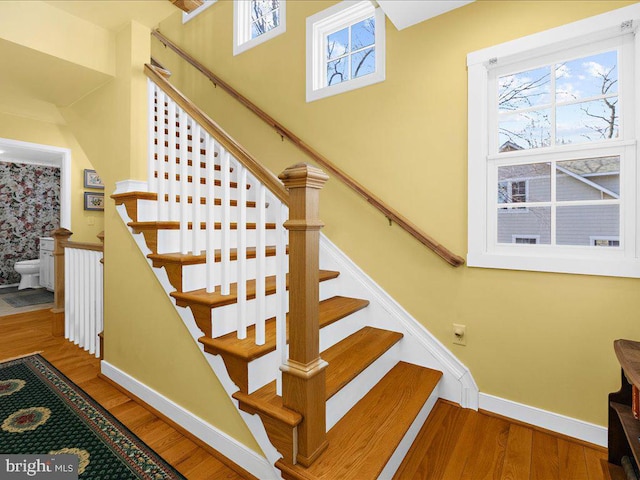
[316,234,479,410]
[113,182,284,480]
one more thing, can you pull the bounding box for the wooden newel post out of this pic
[51,228,72,337]
[278,163,329,466]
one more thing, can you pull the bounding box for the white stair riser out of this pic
[326,342,401,431]
[319,308,367,353]
[204,295,284,338]
[179,256,283,292]
[156,229,279,254]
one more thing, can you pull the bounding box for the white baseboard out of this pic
[479,393,607,447]
[100,361,278,479]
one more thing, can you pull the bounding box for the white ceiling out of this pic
[378,0,475,31]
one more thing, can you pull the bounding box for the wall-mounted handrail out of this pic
[145,63,289,206]
[151,29,465,267]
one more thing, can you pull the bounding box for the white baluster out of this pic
[157,91,167,221]
[74,249,81,345]
[97,259,103,358]
[148,80,157,193]
[64,248,70,340]
[179,110,189,254]
[255,183,266,345]
[275,202,288,396]
[167,99,178,220]
[88,252,96,354]
[206,134,217,293]
[192,122,202,255]
[220,150,231,295]
[237,164,247,339]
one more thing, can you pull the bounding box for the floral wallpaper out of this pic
[0,162,60,285]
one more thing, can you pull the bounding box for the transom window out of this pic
[326,16,376,87]
[234,0,286,55]
[467,4,640,278]
[306,1,385,102]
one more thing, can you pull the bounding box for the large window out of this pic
[306,1,385,102]
[234,0,286,55]
[467,5,640,277]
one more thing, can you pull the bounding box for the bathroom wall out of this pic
[0,161,60,285]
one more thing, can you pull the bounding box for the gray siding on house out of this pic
[497,168,620,246]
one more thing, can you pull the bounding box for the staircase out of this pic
[112,64,476,479]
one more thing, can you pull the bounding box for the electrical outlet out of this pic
[453,324,466,346]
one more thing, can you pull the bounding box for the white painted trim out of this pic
[306,1,386,102]
[0,137,71,230]
[100,361,277,479]
[182,0,217,23]
[467,3,640,67]
[319,234,479,409]
[479,393,607,447]
[234,0,286,56]
[113,180,148,195]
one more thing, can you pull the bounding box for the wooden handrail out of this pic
[151,29,465,267]
[60,240,104,253]
[145,63,289,206]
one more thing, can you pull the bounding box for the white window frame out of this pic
[467,4,640,278]
[234,0,286,55]
[182,1,217,23]
[306,1,385,102]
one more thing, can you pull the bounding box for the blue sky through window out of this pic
[498,50,618,151]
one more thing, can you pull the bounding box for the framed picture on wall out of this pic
[84,192,104,211]
[84,169,104,189]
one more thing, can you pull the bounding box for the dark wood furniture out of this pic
[608,339,640,478]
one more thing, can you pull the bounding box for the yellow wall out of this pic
[61,21,261,453]
[152,0,640,427]
[0,111,103,242]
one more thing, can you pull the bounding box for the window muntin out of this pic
[234,0,286,55]
[250,0,281,39]
[467,5,640,278]
[326,16,376,86]
[306,1,385,102]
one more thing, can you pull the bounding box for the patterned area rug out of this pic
[0,354,185,479]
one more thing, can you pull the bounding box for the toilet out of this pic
[14,259,40,290]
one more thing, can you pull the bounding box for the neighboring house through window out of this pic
[306,1,385,102]
[467,4,640,277]
[234,0,286,55]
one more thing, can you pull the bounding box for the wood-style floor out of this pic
[1,309,612,480]
[0,309,247,480]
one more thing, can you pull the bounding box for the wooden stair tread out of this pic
[276,362,442,480]
[323,326,402,399]
[233,325,401,434]
[148,246,281,267]
[234,381,302,427]
[199,296,370,361]
[128,220,277,231]
[171,270,340,308]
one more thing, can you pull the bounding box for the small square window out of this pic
[234,0,286,55]
[306,1,385,102]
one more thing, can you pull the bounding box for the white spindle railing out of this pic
[148,79,290,390]
[64,247,103,358]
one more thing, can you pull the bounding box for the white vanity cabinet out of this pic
[39,237,55,291]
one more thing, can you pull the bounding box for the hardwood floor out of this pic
[396,400,611,480]
[1,309,612,480]
[0,309,249,480]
